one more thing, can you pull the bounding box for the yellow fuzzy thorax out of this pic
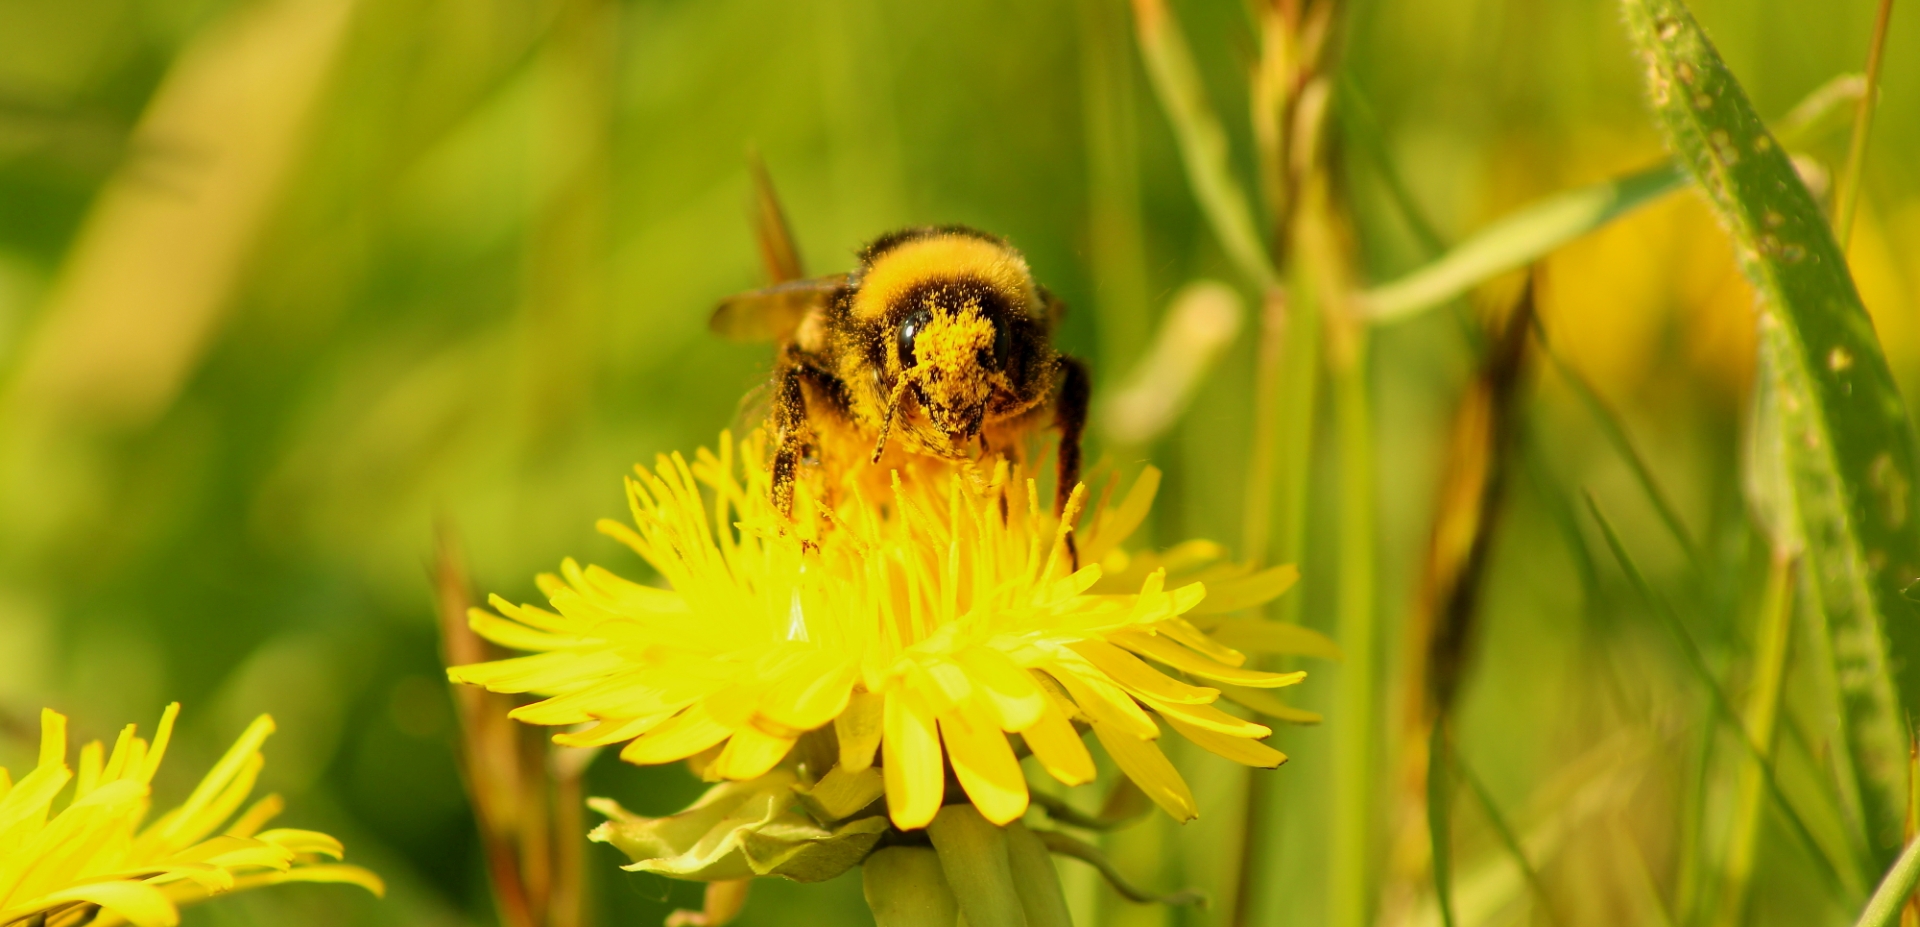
[850,233,1038,322]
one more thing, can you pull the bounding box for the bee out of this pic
[712,222,1089,519]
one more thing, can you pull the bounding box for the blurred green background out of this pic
[1,0,1916,924]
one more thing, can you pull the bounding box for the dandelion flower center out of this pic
[450,432,1305,830]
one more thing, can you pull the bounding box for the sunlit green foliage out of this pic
[3,0,1919,924]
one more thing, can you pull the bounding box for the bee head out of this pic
[892,283,1013,441]
[850,227,1048,456]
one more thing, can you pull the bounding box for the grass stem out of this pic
[1857,835,1920,927]
[1131,0,1277,291]
[1586,493,1868,899]
[1835,0,1895,250]
[1712,553,1798,927]
[1328,314,1376,927]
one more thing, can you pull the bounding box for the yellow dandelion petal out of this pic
[1108,628,1306,687]
[555,714,677,748]
[758,654,858,732]
[1044,667,1158,739]
[1164,717,1288,768]
[619,706,733,765]
[1140,697,1271,739]
[938,697,1028,825]
[448,431,1310,830]
[882,691,945,830]
[1019,697,1097,786]
[1065,639,1218,705]
[834,691,886,773]
[1153,616,1250,667]
[709,727,797,781]
[466,608,580,651]
[950,647,1045,731]
[1090,720,1197,821]
[0,705,376,927]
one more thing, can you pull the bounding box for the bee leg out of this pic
[1053,355,1091,512]
[771,363,810,518]
[1054,355,1091,568]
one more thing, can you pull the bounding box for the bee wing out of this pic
[709,275,846,342]
[749,152,805,283]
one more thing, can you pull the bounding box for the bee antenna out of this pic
[871,377,910,463]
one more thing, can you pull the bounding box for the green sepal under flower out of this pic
[588,771,889,883]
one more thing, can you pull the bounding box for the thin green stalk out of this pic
[1275,273,1323,620]
[1328,322,1376,927]
[1538,330,1699,565]
[1834,0,1895,249]
[1243,287,1293,565]
[1456,756,1561,926]
[1586,493,1868,900]
[1614,818,1682,927]
[1856,836,1920,927]
[1428,717,1457,927]
[1131,0,1277,291]
[1235,268,1322,927]
[1078,0,1153,373]
[1338,74,1444,256]
[1522,437,1641,721]
[1713,554,1798,927]
[1676,708,1717,925]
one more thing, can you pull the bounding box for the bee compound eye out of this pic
[897,307,932,367]
[988,315,1012,371]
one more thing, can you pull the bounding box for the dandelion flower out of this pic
[450,431,1306,830]
[0,704,383,927]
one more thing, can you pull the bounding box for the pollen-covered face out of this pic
[894,281,1014,442]
[843,229,1055,456]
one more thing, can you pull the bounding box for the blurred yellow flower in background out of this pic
[449,431,1306,831]
[0,705,383,927]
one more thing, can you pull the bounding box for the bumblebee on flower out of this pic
[448,428,1325,925]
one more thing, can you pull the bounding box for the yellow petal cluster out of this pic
[450,432,1304,830]
[0,705,383,927]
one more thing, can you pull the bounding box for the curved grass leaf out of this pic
[1359,166,1683,324]
[1623,0,1920,856]
[1358,72,1863,326]
[1131,0,1277,291]
[1855,835,1920,927]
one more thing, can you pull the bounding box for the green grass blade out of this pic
[1586,493,1867,898]
[1456,756,1560,927]
[1428,718,1458,927]
[1358,68,1863,327]
[1358,166,1682,324]
[1855,836,1920,927]
[1340,75,1446,256]
[1131,0,1277,291]
[1833,0,1894,249]
[1622,0,1920,857]
[1537,328,1699,566]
